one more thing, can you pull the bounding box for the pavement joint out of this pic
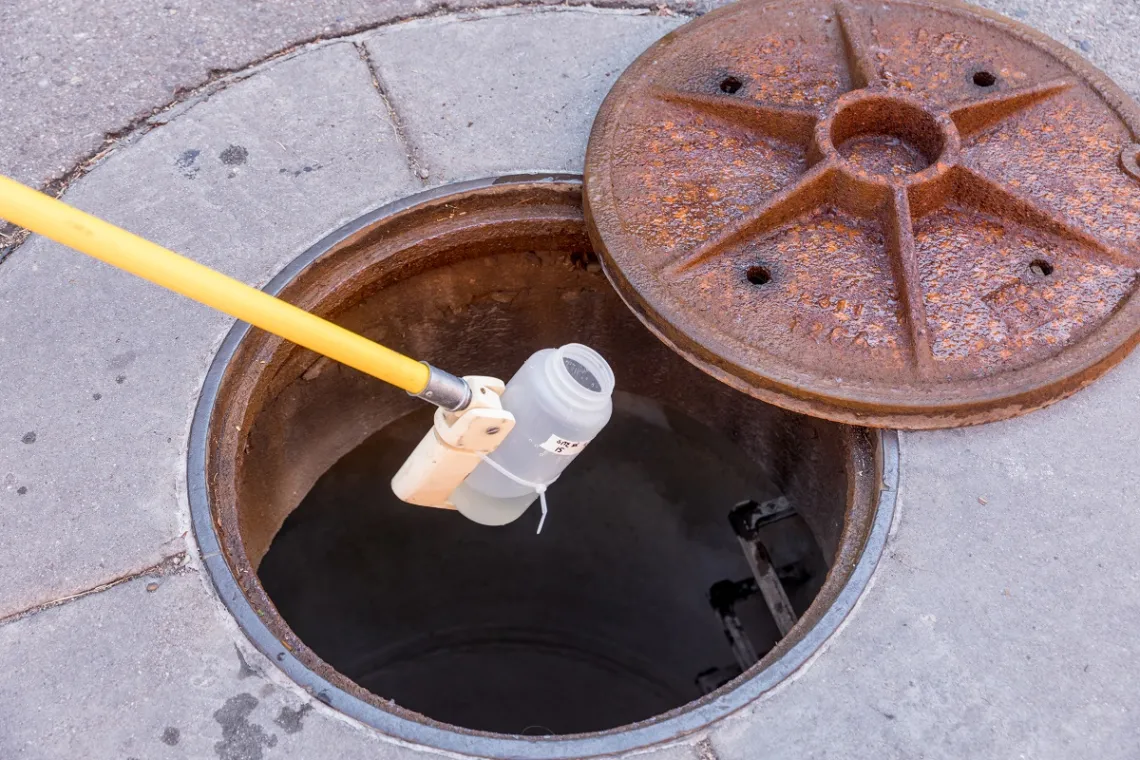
[353,41,429,183]
[0,549,190,627]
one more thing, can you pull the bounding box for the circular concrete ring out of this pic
[189,176,899,758]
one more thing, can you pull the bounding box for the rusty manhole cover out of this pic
[585,0,1140,428]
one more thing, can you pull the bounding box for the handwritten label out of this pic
[540,434,588,456]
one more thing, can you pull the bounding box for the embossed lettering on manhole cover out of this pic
[585,0,1140,428]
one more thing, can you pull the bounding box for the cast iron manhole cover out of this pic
[585,0,1140,428]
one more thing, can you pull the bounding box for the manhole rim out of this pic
[187,174,899,759]
[584,0,1140,429]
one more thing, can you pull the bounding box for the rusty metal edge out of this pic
[187,174,899,758]
[583,0,1140,429]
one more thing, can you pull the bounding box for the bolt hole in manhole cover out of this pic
[585,0,1140,429]
[190,178,895,758]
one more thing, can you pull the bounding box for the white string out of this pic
[478,455,558,534]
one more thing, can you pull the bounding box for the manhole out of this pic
[189,177,896,758]
[585,0,1140,429]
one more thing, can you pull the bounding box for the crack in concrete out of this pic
[353,41,429,184]
[0,0,703,262]
[0,550,190,627]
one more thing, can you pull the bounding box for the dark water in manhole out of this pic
[259,392,828,735]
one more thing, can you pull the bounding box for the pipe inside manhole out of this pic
[191,176,892,756]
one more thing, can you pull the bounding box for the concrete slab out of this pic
[0,0,708,195]
[0,0,386,189]
[0,568,431,760]
[363,9,686,183]
[0,567,707,759]
[0,42,419,619]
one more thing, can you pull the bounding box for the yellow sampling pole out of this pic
[0,174,431,395]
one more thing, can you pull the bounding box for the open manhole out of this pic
[189,177,895,758]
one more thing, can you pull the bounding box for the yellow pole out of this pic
[0,175,430,394]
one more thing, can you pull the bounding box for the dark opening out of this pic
[746,265,772,286]
[563,356,601,391]
[207,182,873,748]
[1029,258,1054,277]
[973,70,997,87]
[720,76,744,94]
[259,393,829,734]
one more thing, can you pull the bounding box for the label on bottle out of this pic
[540,434,589,455]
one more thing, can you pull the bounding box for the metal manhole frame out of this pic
[187,175,899,759]
[584,0,1140,429]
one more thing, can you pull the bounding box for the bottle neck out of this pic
[543,344,614,411]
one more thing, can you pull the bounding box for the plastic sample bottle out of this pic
[449,343,615,527]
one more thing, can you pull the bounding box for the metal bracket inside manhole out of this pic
[585,0,1140,429]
